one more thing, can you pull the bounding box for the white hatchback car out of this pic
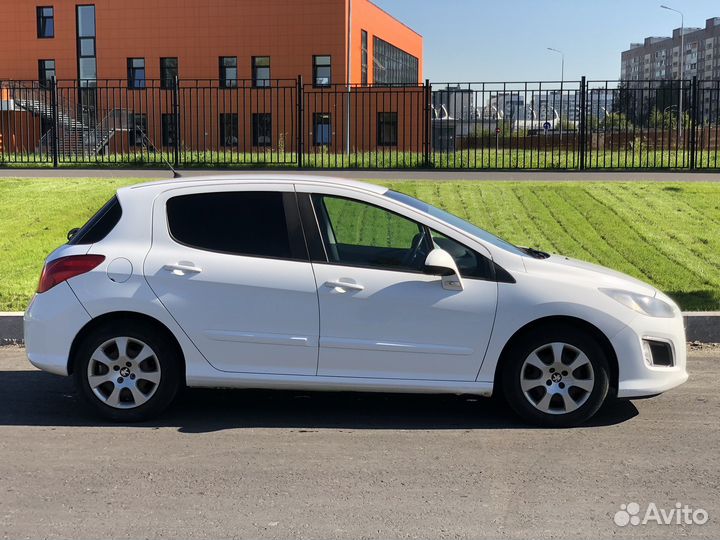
[24,175,688,426]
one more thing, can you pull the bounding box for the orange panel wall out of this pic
[0,0,423,156]
[0,0,421,84]
[0,0,348,83]
[350,0,423,85]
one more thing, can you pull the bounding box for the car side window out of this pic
[430,230,493,280]
[313,194,429,272]
[167,191,292,259]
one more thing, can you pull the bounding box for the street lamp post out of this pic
[661,5,684,144]
[547,47,565,143]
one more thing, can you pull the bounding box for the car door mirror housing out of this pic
[424,248,464,291]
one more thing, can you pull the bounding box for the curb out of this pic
[2,311,719,344]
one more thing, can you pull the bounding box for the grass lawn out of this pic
[0,177,718,312]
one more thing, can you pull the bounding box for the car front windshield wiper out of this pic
[520,246,551,259]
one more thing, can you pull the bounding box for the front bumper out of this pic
[612,313,688,398]
[24,282,91,376]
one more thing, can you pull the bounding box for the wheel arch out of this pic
[493,315,619,396]
[67,311,186,379]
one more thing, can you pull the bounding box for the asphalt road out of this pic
[0,345,718,539]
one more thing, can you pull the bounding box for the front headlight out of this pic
[600,288,676,318]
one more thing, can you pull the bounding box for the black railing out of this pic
[1,77,719,169]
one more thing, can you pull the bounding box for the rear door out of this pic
[144,183,319,375]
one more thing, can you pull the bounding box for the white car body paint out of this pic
[24,174,687,402]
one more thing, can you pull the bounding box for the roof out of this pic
[121,174,388,196]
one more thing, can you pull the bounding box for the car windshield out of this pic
[385,190,525,256]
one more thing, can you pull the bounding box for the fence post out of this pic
[423,78,431,167]
[689,75,698,170]
[579,76,587,170]
[50,77,59,168]
[296,75,304,168]
[173,75,180,168]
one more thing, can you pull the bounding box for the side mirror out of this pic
[424,248,464,291]
[67,227,80,241]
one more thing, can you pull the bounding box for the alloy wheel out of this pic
[519,342,595,415]
[86,336,162,409]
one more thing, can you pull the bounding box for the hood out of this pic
[525,254,657,297]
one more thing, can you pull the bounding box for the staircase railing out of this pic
[85,108,128,155]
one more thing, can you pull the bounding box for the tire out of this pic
[73,320,181,422]
[501,325,610,427]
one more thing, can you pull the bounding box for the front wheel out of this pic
[73,321,181,421]
[501,326,610,427]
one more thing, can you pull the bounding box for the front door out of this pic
[144,185,319,375]
[307,192,497,381]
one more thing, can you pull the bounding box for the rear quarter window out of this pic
[68,195,122,245]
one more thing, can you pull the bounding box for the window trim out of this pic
[38,59,56,89]
[361,30,369,86]
[36,6,54,39]
[219,56,238,88]
[312,55,332,87]
[219,113,239,147]
[75,5,96,84]
[164,191,309,262]
[252,112,272,147]
[160,57,178,90]
[377,111,398,147]
[312,112,331,146]
[161,113,178,147]
[251,56,271,88]
[127,57,146,89]
[128,112,148,147]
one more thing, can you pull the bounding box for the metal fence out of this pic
[1,76,719,169]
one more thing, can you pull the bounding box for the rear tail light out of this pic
[37,255,105,293]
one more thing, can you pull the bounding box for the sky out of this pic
[372,0,719,82]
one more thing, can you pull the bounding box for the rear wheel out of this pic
[501,326,610,427]
[73,321,181,421]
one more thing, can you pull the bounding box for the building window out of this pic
[160,57,178,89]
[361,30,368,86]
[76,5,96,84]
[37,6,54,38]
[252,113,272,147]
[373,36,418,85]
[127,58,146,89]
[252,56,270,87]
[377,112,398,146]
[129,113,147,146]
[162,113,177,147]
[38,59,56,89]
[219,57,237,88]
[219,113,238,146]
[313,55,331,87]
[313,113,331,146]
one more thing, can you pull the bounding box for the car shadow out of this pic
[0,370,639,432]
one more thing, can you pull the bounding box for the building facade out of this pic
[621,18,720,83]
[0,0,423,157]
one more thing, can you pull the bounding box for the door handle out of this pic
[163,263,203,275]
[324,280,365,292]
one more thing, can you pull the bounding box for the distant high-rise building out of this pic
[621,17,720,82]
